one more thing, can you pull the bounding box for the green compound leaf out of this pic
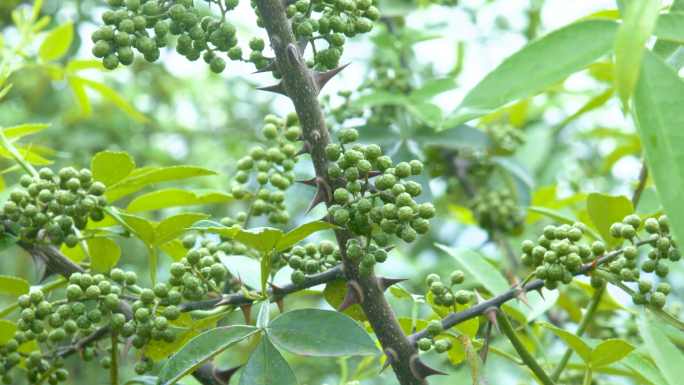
[38,21,73,61]
[445,19,619,126]
[232,227,284,255]
[435,244,509,295]
[126,189,233,213]
[238,335,299,385]
[272,221,340,254]
[590,339,635,368]
[157,325,258,385]
[637,317,684,385]
[91,151,135,188]
[585,193,633,248]
[153,213,210,247]
[614,0,661,109]
[539,323,591,365]
[266,309,381,357]
[633,50,684,256]
[86,237,121,273]
[0,276,29,296]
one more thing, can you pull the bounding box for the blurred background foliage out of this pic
[0,0,677,384]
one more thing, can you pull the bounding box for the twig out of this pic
[631,158,648,208]
[498,311,555,385]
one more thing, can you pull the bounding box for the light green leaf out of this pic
[435,244,509,295]
[445,19,618,126]
[653,2,684,58]
[323,279,367,322]
[406,103,443,128]
[590,339,635,368]
[232,227,284,255]
[267,309,381,356]
[158,239,188,262]
[272,222,340,254]
[60,242,87,263]
[0,276,29,295]
[633,50,684,255]
[637,317,684,385]
[67,75,91,116]
[3,124,50,139]
[585,193,633,248]
[127,189,233,213]
[66,59,105,72]
[86,238,121,273]
[238,335,299,385]
[104,208,155,246]
[187,220,239,239]
[75,77,148,122]
[553,88,614,135]
[256,301,271,329]
[539,323,591,365]
[620,351,671,385]
[38,21,73,61]
[408,78,458,101]
[153,213,210,247]
[91,151,135,188]
[109,166,217,190]
[218,255,261,290]
[614,0,661,108]
[157,325,259,385]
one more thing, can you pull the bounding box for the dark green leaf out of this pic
[272,222,340,254]
[0,233,18,253]
[445,19,619,126]
[238,335,299,385]
[157,325,259,385]
[267,309,380,357]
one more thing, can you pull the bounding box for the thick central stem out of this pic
[252,1,425,384]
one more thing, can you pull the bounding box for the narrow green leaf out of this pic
[91,151,135,188]
[3,124,50,139]
[435,244,509,295]
[76,77,149,122]
[539,323,591,364]
[38,21,73,61]
[238,335,299,385]
[157,325,259,385]
[65,59,105,72]
[653,1,684,58]
[614,0,661,108]
[218,255,262,290]
[232,227,283,255]
[408,78,458,101]
[590,339,635,368]
[637,317,684,385]
[86,238,121,273]
[585,193,634,248]
[109,166,217,190]
[153,213,210,247]
[272,222,340,254]
[0,276,30,295]
[445,19,619,126]
[187,220,239,239]
[620,352,671,385]
[267,309,381,356]
[126,189,233,213]
[67,75,91,116]
[633,50,684,254]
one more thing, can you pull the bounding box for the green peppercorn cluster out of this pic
[604,215,679,309]
[325,128,434,248]
[279,0,380,72]
[425,270,470,309]
[520,222,592,290]
[423,146,494,183]
[285,240,343,283]
[95,0,242,73]
[232,113,302,225]
[468,188,524,236]
[169,239,232,299]
[417,319,453,354]
[3,168,107,248]
[485,124,526,154]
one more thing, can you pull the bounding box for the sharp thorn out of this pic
[291,141,311,159]
[78,349,84,362]
[409,354,448,380]
[31,253,47,283]
[380,348,397,374]
[295,177,317,187]
[509,267,517,287]
[256,81,288,96]
[214,297,231,307]
[240,304,252,325]
[484,307,501,336]
[383,245,396,253]
[122,337,133,360]
[286,44,305,70]
[536,288,546,301]
[474,288,486,304]
[294,132,305,142]
[337,281,364,312]
[377,276,409,292]
[481,322,493,365]
[214,364,244,383]
[267,282,285,293]
[589,255,601,270]
[276,297,285,314]
[252,59,278,74]
[305,181,327,216]
[515,290,533,310]
[313,62,351,93]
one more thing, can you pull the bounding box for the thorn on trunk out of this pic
[509,268,532,310]
[409,354,448,380]
[313,62,351,94]
[377,276,409,292]
[122,337,133,360]
[380,348,397,374]
[305,179,327,216]
[286,44,305,70]
[508,267,517,287]
[214,364,244,383]
[267,282,284,293]
[383,245,396,253]
[475,289,501,336]
[312,130,320,141]
[291,141,311,159]
[31,253,56,283]
[256,81,288,96]
[536,288,546,301]
[337,281,364,312]
[252,59,278,74]
[276,297,285,314]
[294,132,305,142]
[295,177,317,187]
[240,304,252,325]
